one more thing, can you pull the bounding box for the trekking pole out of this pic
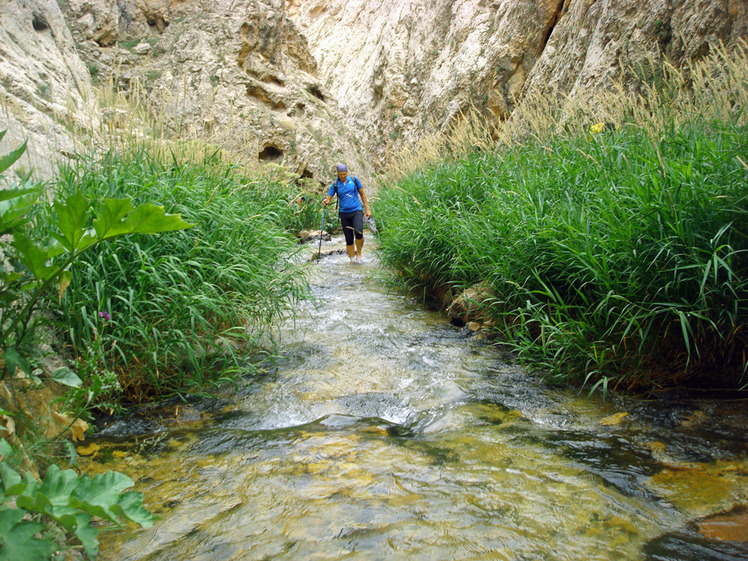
[317,204,326,261]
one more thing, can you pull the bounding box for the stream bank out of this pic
[79,236,747,561]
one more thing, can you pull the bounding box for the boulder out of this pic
[447,281,493,326]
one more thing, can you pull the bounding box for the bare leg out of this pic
[355,237,364,261]
[346,244,356,261]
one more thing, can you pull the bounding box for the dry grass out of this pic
[384,40,748,183]
[42,49,273,179]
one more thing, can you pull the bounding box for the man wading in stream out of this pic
[322,163,372,264]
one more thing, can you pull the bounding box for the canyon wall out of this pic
[1,0,745,182]
[288,0,747,166]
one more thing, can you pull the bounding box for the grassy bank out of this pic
[0,131,325,557]
[375,45,748,393]
[47,147,319,404]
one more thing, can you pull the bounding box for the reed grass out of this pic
[47,148,316,403]
[16,49,327,405]
[376,42,748,392]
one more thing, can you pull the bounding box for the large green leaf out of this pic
[0,509,24,537]
[0,463,22,494]
[0,138,27,176]
[0,185,41,204]
[12,233,57,281]
[51,366,83,388]
[92,198,134,238]
[0,511,55,561]
[70,470,135,524]
[0,439,11,457]
[94,201,193,240]
[3,347,31,378]
[111,490,154,527]
[16,471,39,499]
[15,490,50,513]
[0,188,41,236]
[72,512,99,560]
[38,465,80,518]
[53,191,91,253]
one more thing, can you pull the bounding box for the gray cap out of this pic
[336,163,348,172]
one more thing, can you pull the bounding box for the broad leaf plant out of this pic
[0,131,191,559]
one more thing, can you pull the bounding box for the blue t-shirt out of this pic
[328,177,363,213]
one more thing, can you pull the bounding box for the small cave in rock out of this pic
[537,0,565,57]
[259,145,284,162]
[95,32,117,47]
[289,102,306,118]
[266,75,285,87]
[32,12,49,32]
[373,82,384,106]
[308,85,325,102]
[300,167,314,180]
[146,16,170,33]
[246,84,286,110]
[246,84,270,103]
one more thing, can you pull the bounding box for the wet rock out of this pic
[311,247,346,261]
[600,411,630,426]
[162,405,204,426]
[642,531,748,561]
[447,281,492,326]
[644,505,748,561]
[645,460,748,518]
[699,505,748,543]
[298,229,331,243]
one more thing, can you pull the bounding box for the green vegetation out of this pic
[52,148,316,403]
[36,82,51,102]
[0,454,153,560]
[87,62,100,83]
[0,135,320,557]
[117,39,141,52]
[376,44,748,393]
[144,69,162,81]
[0,134,188,558]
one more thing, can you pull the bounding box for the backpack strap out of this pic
[334,176,362,196]
[332,177,362,214]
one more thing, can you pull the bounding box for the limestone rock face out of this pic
[287,0,564,167]
[59,0,370,186]
[288,0,747,167]
[1,0,746,182]
[524,0,748,98]
[0,0,98,178]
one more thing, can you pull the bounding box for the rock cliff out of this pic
[0,0,98,178]
[59,0,371,184]
[1,0,746,183]
[288,0,747,167]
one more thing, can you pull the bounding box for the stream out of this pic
[81,236,748,561]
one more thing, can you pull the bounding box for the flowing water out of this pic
[82,237,748,561]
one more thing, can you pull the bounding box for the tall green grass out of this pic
[376,43,748,392]
[48,148,317,403]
